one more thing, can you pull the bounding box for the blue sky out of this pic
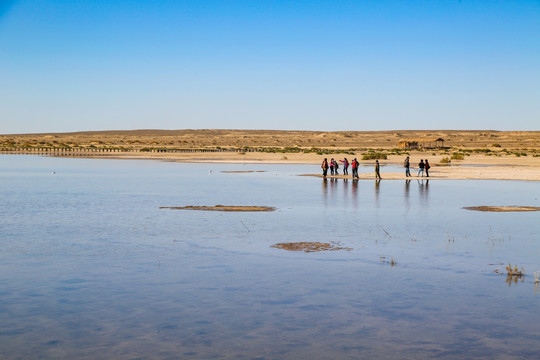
[1,0,539,133]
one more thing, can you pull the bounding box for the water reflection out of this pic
[3,157,540,359]
[321,178,359,208]
[351,180,358,208]
[320,178,431,210]
[506,274,526,286]
[374,179,381,208]
[418,179,429,206]
[321,178,328,205]
[404,179,411,211]
[329,178,338,197]
[341,179,352,208]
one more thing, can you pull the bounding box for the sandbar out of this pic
[463,206,540,212]
[271,242,352,252]
[160,205,276,212]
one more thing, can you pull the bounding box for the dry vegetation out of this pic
[494,263,527,286]
[2,129,540,154]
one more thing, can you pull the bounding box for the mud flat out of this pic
[271,242,352,252]
[221,170,266,173]
[160,205,276,212]
[463,206,540,212]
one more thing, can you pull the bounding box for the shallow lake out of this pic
[1,155,539,359]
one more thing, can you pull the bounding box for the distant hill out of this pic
[1,129,539,150]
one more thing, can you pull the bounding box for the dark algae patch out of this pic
[463,206,540,212]
[160,205,276,212]
[271,242,352,253]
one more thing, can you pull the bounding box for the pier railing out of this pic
[0,147,258,155]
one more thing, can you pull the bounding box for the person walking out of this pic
[351,158,359,179]
[425,159,430,177]
[340,158,349,175]
[417,159,425,177]
[330,158,336,175]
[321,158,329,179]
[404,156,411,177]
[375,160,382,180]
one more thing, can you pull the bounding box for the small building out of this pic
[398,137,445,149]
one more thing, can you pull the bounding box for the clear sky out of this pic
[1,0,539,134]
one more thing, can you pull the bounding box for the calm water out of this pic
[1,155,539,360]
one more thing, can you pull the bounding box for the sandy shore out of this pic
[1,130,539,181]
[12,150,537,181]
[64,151,540,181]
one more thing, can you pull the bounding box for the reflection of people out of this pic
[321,158,329,178]
[374,176,380,205]
[351,158,359,179]
[375,160,381,180]
[417,159,425,177]
[404,156,411,177]
[425,159,430,177]
[418,179,429,200]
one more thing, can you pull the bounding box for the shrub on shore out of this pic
[361,152,387,160]
[440,157,451,164]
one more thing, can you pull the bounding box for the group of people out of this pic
[322,156,431,179]
[404,156,430,177]
[321,157,360,179]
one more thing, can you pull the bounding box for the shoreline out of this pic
[3,151,540,181]
[2,129,539,181]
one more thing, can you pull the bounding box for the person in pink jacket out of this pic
[339,158,349,175]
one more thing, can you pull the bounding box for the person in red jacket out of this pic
[321,158,329,179]
[351,158,359,179]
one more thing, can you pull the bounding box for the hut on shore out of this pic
[398,137,445,149]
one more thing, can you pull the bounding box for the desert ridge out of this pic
[2,129,540,150]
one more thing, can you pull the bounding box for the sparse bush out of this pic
[361,152,387,160]
[450,153,464,160]
[472,148,491,153]
[440,157,451,164]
